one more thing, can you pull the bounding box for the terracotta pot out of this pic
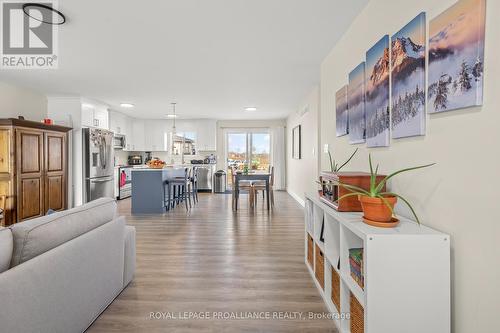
[358,195,397,222]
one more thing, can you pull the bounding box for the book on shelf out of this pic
[348,248,364,289]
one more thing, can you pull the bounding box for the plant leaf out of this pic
[336,181,372,196]
[375,163,436,193]
[338,192,363,202]
[375,194,394,216]
[337,148,358,172]
[328,151,334,173]
[381,192,421,225]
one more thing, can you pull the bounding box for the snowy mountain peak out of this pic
[370,47,390,85]
[391,37,424,68]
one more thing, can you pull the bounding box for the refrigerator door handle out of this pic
[90,177,113,183]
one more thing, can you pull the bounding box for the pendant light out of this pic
[170,103,177,161]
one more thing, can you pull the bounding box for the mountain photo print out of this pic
[336,85,349,137]
[428,0,486,113]
[348,63,366,144]
[391,13,426,139]
[366,35,390,147]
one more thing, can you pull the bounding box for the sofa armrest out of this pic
[123,225,136,288]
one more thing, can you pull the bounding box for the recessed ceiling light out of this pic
[120,103,135,108]
[244,107,257,112]
[165,114,178,118]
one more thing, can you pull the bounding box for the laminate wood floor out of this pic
[87,192,337,333]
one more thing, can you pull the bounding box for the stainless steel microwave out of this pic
[113,134,126,149]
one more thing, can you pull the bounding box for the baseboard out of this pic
[287,190,305,207]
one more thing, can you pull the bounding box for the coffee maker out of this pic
[128,155,143,165]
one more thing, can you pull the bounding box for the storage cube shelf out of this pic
[304,192,451,333]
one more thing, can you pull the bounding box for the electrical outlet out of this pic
[323,144,329,153]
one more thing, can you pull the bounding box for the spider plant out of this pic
[337,154,435,224]
[327,148,358,173]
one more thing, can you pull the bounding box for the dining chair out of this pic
[230,167,254,210]
[252,166,274,208]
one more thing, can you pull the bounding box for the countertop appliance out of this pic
[195,164,217,191]
[117,166,133,199]
[83,128,115,203]
[128,155,143,165]
[113,134,126,149]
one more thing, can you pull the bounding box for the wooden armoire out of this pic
[0,119,71,226]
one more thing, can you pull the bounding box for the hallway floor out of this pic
[87,192,336,333]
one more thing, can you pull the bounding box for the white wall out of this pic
[0,81,47,120]
[47,97,84,208]
[286,86,319,206]
[319,0,499,331]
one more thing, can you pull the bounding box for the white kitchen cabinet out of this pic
[144,120,169,151]
[81,103,109,129]
[109,110,126,135]
[196,119,217,151]
[131,120,145,151]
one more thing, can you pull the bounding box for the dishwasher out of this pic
[194,164,216,192]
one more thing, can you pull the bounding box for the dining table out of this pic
[233,172,271,210]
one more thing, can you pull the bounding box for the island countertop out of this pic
[131,167,186,214]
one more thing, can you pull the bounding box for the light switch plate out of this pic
[323,144,329,153]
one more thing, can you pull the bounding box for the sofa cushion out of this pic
[0,227,13,273]
[10,198,117,267]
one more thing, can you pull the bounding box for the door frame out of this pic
[223,128,272,184]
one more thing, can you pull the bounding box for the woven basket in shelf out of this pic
[331,267,341,312]
[307,234,314,268]
[314,243,324,290]
[350,292,364,333]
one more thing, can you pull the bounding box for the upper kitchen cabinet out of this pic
[131,120,145,151]
[109,110,131,137]
[144,120,168,152]
[81,102,109,129]
[196,119,217,151]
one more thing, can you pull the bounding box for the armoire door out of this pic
[44,132,66,212]
[16,129,44,221]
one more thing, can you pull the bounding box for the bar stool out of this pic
[165,168,190,212]
[190,167,198,204]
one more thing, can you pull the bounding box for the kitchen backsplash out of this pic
[114,149,217,166]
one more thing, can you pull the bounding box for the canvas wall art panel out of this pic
[391,12,426,139]
[366,35,390,147]
[348,63,366,144]
[428,0,486,113]
[336,85,349,137]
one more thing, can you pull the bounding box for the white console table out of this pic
[304,192,450,333]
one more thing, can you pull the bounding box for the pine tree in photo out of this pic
[472,57,483,82]
[434,74,450,111]
[458,60,472,91]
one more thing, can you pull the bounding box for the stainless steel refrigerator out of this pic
[83,128,115,203]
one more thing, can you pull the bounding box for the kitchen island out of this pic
[131,167,187,214]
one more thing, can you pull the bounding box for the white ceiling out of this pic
[2,0,368,120]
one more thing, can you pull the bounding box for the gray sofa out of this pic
[0,198,136,333]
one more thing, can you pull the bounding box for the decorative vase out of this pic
[358,195,399,227]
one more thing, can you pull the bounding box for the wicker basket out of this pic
[314,243,324,290]
[350,292,364,333]
[307,234,314,268]
[331,267,341,312]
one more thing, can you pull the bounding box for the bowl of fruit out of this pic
[147,158,166,169]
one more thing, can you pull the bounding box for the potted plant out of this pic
[338,154,435,227]
[326,148,358,173]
